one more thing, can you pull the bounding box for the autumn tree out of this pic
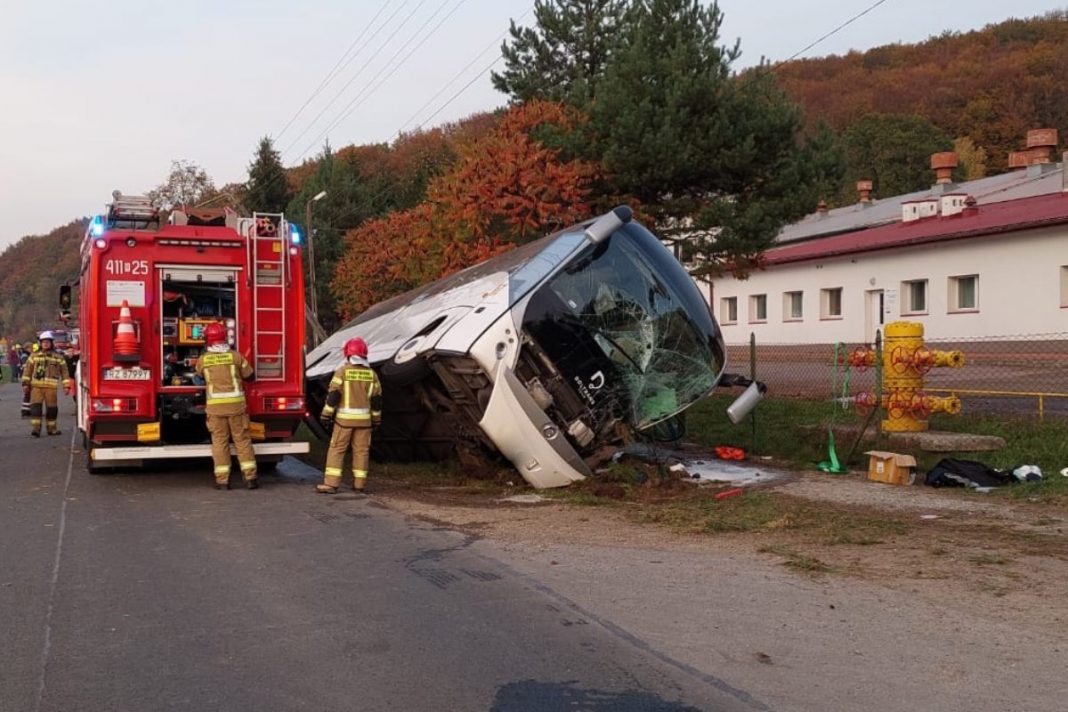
[492,0,628,104]
[331,101,600,319]
[840,114,952,200]
[148,160,216,209]
[245,137,289,213]
[954,136,988,181]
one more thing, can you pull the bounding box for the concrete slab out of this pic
[888,430,1006,452]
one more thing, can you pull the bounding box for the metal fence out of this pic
[727,332,1068,420]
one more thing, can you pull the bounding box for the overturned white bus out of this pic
[305,206,761,488]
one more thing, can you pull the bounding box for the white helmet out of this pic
[39,330,55,341]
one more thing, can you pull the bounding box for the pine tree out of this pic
[245,137,290,213]
[287,143,368,332]
[492,0,628,104]
[590,0,843,275]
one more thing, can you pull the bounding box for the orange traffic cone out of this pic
[113,299,140,361]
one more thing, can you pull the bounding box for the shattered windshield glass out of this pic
[525,222,724,430]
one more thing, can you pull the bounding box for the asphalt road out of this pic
[0,383,766,712]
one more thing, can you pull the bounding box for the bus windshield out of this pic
[524,222,724,430]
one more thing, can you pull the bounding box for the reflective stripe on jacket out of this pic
[22,352,70,390]
[322,364,381,427]
[195,350,253,413]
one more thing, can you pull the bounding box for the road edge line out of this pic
[34,428,77,712]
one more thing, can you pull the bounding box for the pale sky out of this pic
[1,0,1061,245]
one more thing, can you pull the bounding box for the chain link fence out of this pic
[727,332,1068,421]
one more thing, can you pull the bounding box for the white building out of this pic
[709,141,1068,345]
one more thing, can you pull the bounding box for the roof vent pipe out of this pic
[857,180,873,204]
[931,152,957,184]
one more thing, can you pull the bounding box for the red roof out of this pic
[765,192,1068,265]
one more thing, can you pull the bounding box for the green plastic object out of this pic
[817,430,849,474]
[818,342,850,474]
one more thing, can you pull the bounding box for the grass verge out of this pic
[683,395,1068,505]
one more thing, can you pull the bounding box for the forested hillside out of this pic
[0,219,85,341]
[775,11,1068,172]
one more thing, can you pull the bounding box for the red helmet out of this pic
[204,322,228,346]
[344,337,368,359]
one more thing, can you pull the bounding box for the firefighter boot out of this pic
[316,473,342,494]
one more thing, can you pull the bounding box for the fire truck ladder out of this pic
[248,212,287,381]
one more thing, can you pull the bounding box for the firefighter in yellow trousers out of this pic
[194,322,258,490]
[22,331,71,437]
[318,337,381,494]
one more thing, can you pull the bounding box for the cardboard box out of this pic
[864,451,917,486]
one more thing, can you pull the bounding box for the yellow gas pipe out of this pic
[881,322,964,432]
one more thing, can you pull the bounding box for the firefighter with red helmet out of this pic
[22,331,71,437]
[317,337,382,494]
[194,322,258,490]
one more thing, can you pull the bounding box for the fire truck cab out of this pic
[73,193,309,472]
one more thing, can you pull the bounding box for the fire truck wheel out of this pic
[83,436,107,474]
[85,451,106,475]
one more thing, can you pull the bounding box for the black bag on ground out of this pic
[924,458,1014,488]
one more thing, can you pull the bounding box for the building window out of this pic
[902,280,927,314]
[783,291,803,321]
[749,294,767,323]
[821,287,843,319]
[1061,267,1068,307]
[948,275,978,312]
[721,297,737,324]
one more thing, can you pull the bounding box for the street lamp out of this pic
[305,190,327,343]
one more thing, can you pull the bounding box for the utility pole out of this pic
[305,190,327,344]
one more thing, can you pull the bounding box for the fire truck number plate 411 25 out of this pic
[105,259,150,276]
[104,368,152,381]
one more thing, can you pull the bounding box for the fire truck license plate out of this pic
[104,368,152,381]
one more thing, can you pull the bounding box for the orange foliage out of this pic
[773,12,1068,170]
[331,101,600,319]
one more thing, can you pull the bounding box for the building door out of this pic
[864,289,884,344]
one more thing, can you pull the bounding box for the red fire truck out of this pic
[67,193,309,472]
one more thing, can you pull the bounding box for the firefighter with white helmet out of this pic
[22,331,71,437]
[317,337,382,494]
[194,322,258,490]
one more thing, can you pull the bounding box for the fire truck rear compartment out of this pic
[158,273,237,438]
[160,276,237,388]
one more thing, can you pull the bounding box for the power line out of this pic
[397,5,532,135]
[281,0,431,157]
[338,50,514,218]
[289,0,532,223]
[293,0,468,162]
[251,0,526,218]
[412,54,504,132]
[274,0,392,141]
[784,0,891,63]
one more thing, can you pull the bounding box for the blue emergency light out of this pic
[91,215,105,237]
[290,227,302,245]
